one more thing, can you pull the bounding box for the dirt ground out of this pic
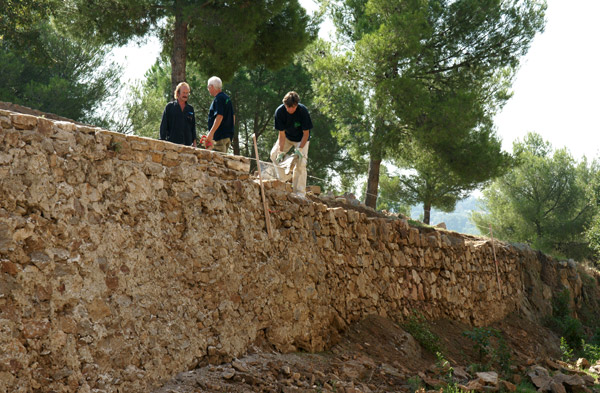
[153,312,563,393]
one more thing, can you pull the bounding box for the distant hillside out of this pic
[410,195,484,235]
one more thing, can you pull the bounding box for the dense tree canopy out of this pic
[473,133,599,260]
[0,21,120,124]
[58,0,316,92]
[314,0,546,208]
[384,138,511,225]
[0,0,59,49]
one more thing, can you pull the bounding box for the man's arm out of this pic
[159,105,169,140]
[206,114,223,148]
[191,111,197,147]
[278,131,286,152]
[299,130,309,149]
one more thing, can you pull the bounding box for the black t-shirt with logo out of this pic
[274,103,313,142]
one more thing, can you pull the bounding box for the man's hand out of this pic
[293,147,303,160]
[199,135,213,149]
[276,152,286,164]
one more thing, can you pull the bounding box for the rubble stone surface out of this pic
[0,109,592,392]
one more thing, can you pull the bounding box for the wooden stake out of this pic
[253,134,272,238]
[489,224,501,295]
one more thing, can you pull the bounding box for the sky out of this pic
[113,0,600,161]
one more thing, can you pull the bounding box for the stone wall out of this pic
[0,109,588,392]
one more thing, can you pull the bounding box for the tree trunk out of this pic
[423,202,432,225]
[232,134,240,156]
[171,2,188,95]
[365,155,382,209]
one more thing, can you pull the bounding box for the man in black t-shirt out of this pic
[270,91,313,197]
[159,82,197,147]
[206,76,235,153]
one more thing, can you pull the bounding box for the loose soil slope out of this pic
[154,312,562,392]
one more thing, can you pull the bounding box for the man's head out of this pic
[207,76,223,97]
[174,82,190,102]
[283,91,300,114]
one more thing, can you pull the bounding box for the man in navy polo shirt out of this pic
[159,82,197,147]
[270,91,313,197]
[205,76,235,153]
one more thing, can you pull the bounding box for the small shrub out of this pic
[462,327,511,374]
[462,327,497,362]
[436,351,454,382]
[494,334,512,374]
[407,376,424,393]
[402,311,443,354]
[467,363,487,374]
[582,341,600,363]
[560,337,574,361]
[552,289,572,319]
[545,289,585,350]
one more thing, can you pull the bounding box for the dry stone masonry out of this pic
[0,109,590,392]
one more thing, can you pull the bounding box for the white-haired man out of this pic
[205,76,235,153]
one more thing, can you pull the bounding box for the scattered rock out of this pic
[460,379,484,392]
[477,371,499,386]
[221,368,235,380]
[232,359,249,373]
[500,380,517,392]
[576,358,590,370]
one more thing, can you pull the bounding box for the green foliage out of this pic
[473,133,599,260]
[515,381,539,393]
[0,21,120,124]
[374,166,412,215]
[560,337,574,361]
[436,352,454,383]
[545,289,585,351]
[361,0,544,174]
[407,375,424,393]
[442,384,471,393]
[402,312,443,355]
[582,341,600,363]
[0,0,59,50]
[411,196,482,235]
[385,140,511,224]
[463,327,498,362]
[552,288,572,319]
[585,208,600,263]
[59,0,316,86]
[310,0,545,207]
[462,327,511,373]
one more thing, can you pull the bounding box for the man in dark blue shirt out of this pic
[159,82,197,147]
[270,91,313,197]
[206,76,235,153]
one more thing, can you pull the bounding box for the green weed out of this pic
[442,383,471,393]
[545,288,584,350]
[462,327,511,374]
[402,311,444,354]
[560,337,574,361]
[407,376,423,393]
